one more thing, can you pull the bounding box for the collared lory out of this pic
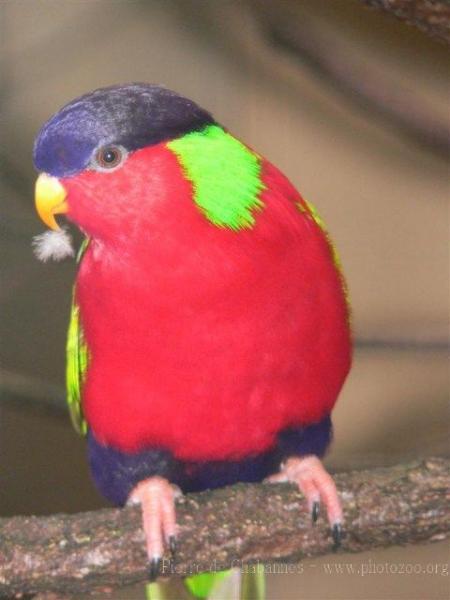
[33,83,351,599]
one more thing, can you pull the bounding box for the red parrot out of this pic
[33,84,351,598]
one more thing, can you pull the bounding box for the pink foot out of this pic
[127,476,181,579]
[267,456,343,547]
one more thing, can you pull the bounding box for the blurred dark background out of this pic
[0,1,448,598]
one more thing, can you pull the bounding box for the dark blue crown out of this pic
[33,83,215,177]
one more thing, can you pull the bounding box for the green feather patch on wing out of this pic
[167,125,265,230]
[297,199,350,312]
[146,569,265,600]
[184,571,230,598]
[298,200,342,268]
[66,239,90,435]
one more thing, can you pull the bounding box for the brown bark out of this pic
[360,0,450,45]
[0,458,449,597]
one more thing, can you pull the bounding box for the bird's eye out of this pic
[94,145,124,170]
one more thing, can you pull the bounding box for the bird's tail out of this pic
[146,568,265,599]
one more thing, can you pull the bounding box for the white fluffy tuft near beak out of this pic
[32,228,75,262]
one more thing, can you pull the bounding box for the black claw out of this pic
[311,501,320,524]
[169,535,177,555]
[149,557,162,582]
[332,523,342,550]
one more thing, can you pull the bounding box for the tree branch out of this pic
[256,4,450,158]
[1,458,449,597]
[360,0,450,45]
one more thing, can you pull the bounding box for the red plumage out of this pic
[61,143,351,461]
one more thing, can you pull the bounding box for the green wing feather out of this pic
[146,570,265,599]
[66,238,90,435]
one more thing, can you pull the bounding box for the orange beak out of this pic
[35,173,68,230]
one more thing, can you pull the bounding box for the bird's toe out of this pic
[127,476,180,577]
[275,455,343,545]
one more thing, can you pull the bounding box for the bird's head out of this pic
[33,83,215,241]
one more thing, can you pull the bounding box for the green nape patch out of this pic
[168,125,265,230]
